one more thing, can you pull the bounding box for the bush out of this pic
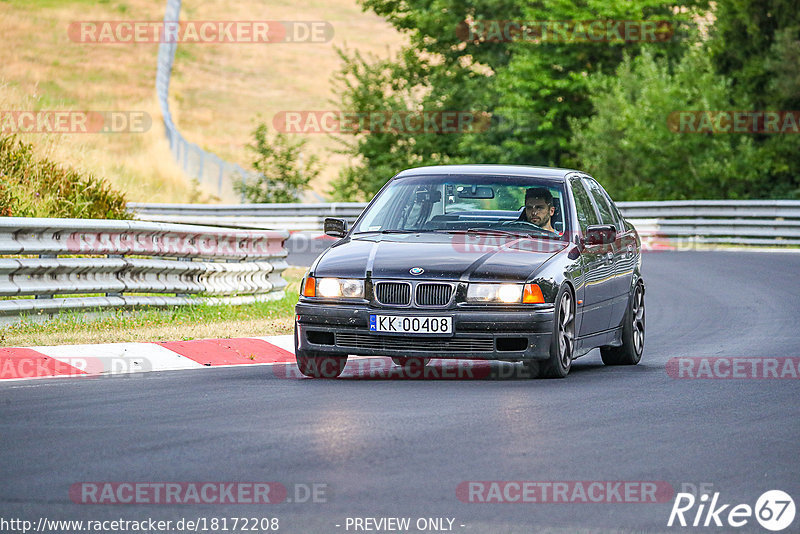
[571,49,763,200]
[235,124,320,203]
[0,134,130,218]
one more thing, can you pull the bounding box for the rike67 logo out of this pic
[668,490,795,531]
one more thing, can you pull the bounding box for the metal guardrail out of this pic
[128,200,800,246]
[616,200,800,219]
[618,200,800,246]
[0,218,288,323]
[130,202,367,218]
[130,202,367,230]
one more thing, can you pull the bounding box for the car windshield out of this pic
[352,174,569,238]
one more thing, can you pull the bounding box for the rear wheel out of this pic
[601,282,645,365]
[391,357,430,372]
[539,286,576,379]
[296,350,348,378]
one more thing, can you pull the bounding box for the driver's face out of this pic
[525,198,554,227]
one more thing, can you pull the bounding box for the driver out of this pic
[521,187,556,232]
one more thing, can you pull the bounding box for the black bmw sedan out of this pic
[294,165,645,379]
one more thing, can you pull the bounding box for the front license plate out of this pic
[369,315,453,335]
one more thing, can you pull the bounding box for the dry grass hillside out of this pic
[0,0,405,202]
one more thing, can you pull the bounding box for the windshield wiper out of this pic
[355,228,558,238]
[353,229,423,235]
[427,228,530,238]
[463,227,557,239]
[467,228,560,239]
[466,228,528,237]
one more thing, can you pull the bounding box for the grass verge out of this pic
[0,267,305,347]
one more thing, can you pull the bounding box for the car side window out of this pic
[605,196,625,232]
[601,188,626,232]
[568,176,599,233]
[583,178,618,230]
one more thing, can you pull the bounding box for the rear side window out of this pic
[588,179,625,231]
[583,178,619,230]
[568,176,599,233]
[607,200,626,232]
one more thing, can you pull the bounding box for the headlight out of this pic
[467,283,522,303]
[467,283,545,304]
[302,276,365,299]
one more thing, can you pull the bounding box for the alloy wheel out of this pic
[558,292,575,370]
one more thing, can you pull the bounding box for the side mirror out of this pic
[585,224,616,246]
[324,217,348,238]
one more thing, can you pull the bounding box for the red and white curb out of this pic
[0,336,500,381]
[0,335,296,381]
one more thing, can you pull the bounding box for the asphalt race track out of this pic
[1,251,799,533]
[285,233,337,268]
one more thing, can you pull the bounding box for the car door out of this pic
[583,177,630,329]
[568,176,613,336]
[599,184,638,319]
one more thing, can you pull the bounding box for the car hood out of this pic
[312,233,568,281]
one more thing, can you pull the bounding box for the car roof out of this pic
[393,164,581,182]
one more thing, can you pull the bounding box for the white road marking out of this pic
[34,343,205,374]
[253,335,295,354]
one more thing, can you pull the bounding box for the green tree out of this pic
[331,0,705,200]
[329,1,527,200]
[571,49,762,200]
[708,0,799,108]
[483,0,705,168]
[236,124,320,203]
[328,49,434,201]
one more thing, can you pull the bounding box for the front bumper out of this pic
[295,301,555,361]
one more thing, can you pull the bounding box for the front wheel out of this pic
[601,282,645,365]
[296,350,348,378]
[539,286,576,379]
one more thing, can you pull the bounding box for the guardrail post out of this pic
[176,256,192,297]
[35,253,56,300]
[107,254,124,297]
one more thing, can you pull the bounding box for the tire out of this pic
[296,350,348,378]
[539,285,576,379]
[391,357,430,372]
[601,282,645,366]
